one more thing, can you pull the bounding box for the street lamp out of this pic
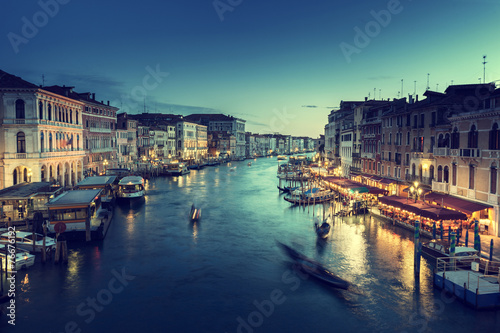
[410,181,422,202]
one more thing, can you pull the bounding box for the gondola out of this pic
[315,220,331,239]
[277,242,349,290]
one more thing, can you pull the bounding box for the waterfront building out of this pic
[44,88,119,177]
[245,132,257,158]
[149,127,168,160]
[176,120,206,161]
[0,70,86,189]
[324,83,500,236]
[195,123,208,161]
[116,113,138,169]
[184,114,246,158]
[137,124,151,159]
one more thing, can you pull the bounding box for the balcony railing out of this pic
[459,148,481,158]
[433,147,450,156]
[405,174,433,186]
[432,180,449,193]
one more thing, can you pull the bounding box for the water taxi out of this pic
[117,176,145,200]
[163,162,190,176]
[46,189,113,241]
[0,231,56,253]
[277,155,287,160]
[0,245,36,270]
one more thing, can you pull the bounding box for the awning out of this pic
[424,192,493,215]
[378,195,467,220]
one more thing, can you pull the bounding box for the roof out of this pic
[378,195,467,220]
[424,192,492,215]
[76,176,117,187]
[0,70,39,89]
[118,176,144,185]
[46,189,102,208]
[0,182,62,199]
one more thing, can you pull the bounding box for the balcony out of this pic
[362,152,375,159]
[89,127,112,133]
[459,148,481,158]
[350,166,361,173]
[433,147,450,156]
[485,150,500,159]
[405,174,433,186]
[352,152,360,158]
[432,180,449,193]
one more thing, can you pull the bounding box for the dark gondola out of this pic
[277,242,349,290]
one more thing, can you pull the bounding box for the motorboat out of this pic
[0,245,35,270]
[117,176,145,200]
[247,162,252,166]
[422,240,478,258]
[229,166,237,172]
[0,231,56,253]
[277,242,349,290]
[315,219,331,239]
[164,162,190,176]
[190,204,201,222]
[277,155,287,160]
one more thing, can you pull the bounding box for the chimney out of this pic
[107,101,110,106]
[416,95,418,102]
[365,97,368,102]
[92,93,95,100]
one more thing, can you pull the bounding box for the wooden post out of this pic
[414,220,421,279]
[0,258,3,295]
[85,208,91,242]
[62,241,68,264]
[42,223,48,263]
[54,233,60,264]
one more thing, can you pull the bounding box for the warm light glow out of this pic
[410,186,415,193]
[413,181,419,188]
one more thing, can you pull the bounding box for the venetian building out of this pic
[0,70,85,189]
[446,84,500,236]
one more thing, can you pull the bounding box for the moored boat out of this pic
[0,245,35,270]
[0,231,56,253]
[422,239,478,259]
[164,162,190,176]
[117,176,145,201]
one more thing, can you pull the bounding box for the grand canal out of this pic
[2,156,500,332]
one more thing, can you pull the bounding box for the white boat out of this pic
[164,162,190,176]
[0,231,56,253]
[277,155,287,160]
[117,176,145,200]
[0,245,35,270]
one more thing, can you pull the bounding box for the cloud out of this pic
[301,105,318,108]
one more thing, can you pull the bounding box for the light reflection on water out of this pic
[5,156,500,333]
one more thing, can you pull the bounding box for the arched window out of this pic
[58,107,62,122]
[444,133,450,148]
[412,163,416,176]
[13,169,18,185]
[429,165,434,181]
[491,163,497,194]
[39,101,44,119]
[15,99,25,118]
[418,164,423,182]
[451,127,460,149]
[17,132,26,153]
[69,110,73,124]
[41,165,46,181]
[75,111,79,124]
[23,168,28,182]
[468,125,478,148]
[77,135,80,150]
[437,165,443,182]
[489,123,500,150]
[438,134,444,147]
[443,166,449,183]
[48,104,52,120]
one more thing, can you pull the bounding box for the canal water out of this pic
[2,157,500,332]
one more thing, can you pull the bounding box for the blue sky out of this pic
[1,0,499,137]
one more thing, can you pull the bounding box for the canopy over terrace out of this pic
[378,195,467,221]
[424,192,492,216]
[323,176,388,195]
